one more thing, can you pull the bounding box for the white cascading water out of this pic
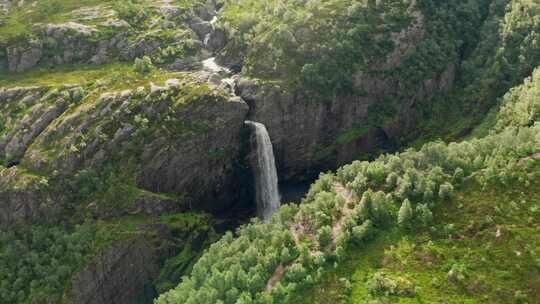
[245,121,281,221]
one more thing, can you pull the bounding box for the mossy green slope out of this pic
[292,162,540,304]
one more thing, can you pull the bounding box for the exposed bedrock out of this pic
[63,221,215,304]
[237,63,456,182]
[0,81,250,226]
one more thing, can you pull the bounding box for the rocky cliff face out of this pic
[1,0,222,72]
[237,52,456,182]
[237,70,454,181]
[63,219,217,304]
[0,79,249,226]
[0,166,60,224]
[65,236,160,304]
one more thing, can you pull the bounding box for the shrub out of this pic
[415,204,433,228]
[356,190,373,220]
[447,263,468,284]
[284,263,307,284]
[133,56,154,74]
[114,1,148,26]
[370,191,392,226]
[312,251,326,267]
[280,247,293,264]
[317,226,333,248]
[385,172,399,191]
[438,182,454,200]
[514,290,528,304]
[351,220,373,244]
[367,272,415,297]
[305,173,334,202]
[453,167,465,184]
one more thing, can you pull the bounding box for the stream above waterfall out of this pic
[202,57,231,73]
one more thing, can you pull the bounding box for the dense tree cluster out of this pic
[496,68,540,130]
[458,0,540,111]
[0,225,97,304]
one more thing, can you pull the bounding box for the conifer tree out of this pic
[398,199,413,229]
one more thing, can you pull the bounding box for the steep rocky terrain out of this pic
[0,77,249,225]
[0,0,539,303]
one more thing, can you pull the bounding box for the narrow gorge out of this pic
[0,0,539,304]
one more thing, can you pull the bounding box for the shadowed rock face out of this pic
[64,222,216,304]
[237,63,456,182]
[134,95,250,212]
[65,236,160,304]
[0,166,60,225]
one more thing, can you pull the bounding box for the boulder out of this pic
[0,167,60,226]
[7,40,43,72]
[189,17,212,39]
[45,22,98,38]
[207,27,227,52]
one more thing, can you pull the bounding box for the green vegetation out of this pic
[496,67,540,131]
[217,0,540,159]
[410,0,540,145]
[1,1,539,303]
[0,63,133,87]
[0,222,123,304]
[134,56,155,75]
[292,163,540,303]
[0,0,115,44]
[156,64,540,303]
[219,0,493,98]
[0,212,216,304]
[154,213,220,294]
[335,127,370,146]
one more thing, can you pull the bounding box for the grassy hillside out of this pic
[292,162,540,303]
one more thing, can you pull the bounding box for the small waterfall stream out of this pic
[201,13,282,220]
[245,121,281,221]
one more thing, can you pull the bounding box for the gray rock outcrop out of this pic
[65,236,159,304]
[237,64,456,181]
[0,80,249,225]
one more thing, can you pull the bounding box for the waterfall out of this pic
[245,121,281,221]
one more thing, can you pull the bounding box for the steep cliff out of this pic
[0,75,249,226]
[232,0,457,181]
[237,63,455,181]
[63,216,217,304]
